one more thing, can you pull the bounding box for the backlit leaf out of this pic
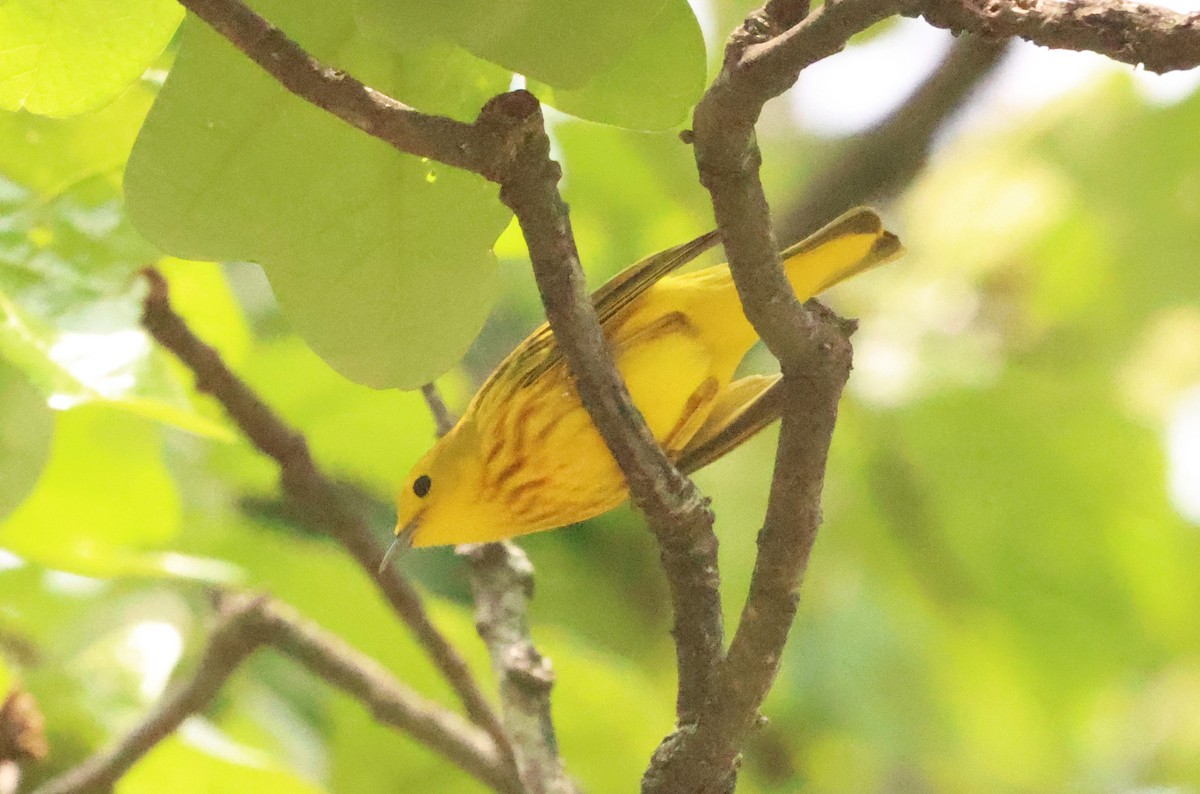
[0,0,182,117]
[125,1,513,389]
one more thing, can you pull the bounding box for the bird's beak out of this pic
[377,518,419,574]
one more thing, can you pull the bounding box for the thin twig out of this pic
[780,33,1008,240]
[420,383,458,437]
[460,543,577,794]
[246,595,522,793]
[139,269,514,769]
[33,594,521,794]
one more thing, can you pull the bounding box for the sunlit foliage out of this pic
[2,1,1200,791]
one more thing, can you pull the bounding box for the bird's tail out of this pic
[782,207,904,301]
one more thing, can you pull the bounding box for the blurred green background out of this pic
[3,0,1200,791]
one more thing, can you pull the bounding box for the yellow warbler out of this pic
[384,207,901,561]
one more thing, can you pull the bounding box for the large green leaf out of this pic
[0,0,182,117]
[525,0,707,131]
[125,0,513,390]
[0,405,180,575]
[356,0,706,130]
[0,360,53,521]
[358,0,664,90]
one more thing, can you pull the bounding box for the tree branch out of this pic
[478,92,727,723]
[139,269,514,770]
[32,594,520,794]
[735,0,1200,84]
[780,33,1008,241]
[153,0,1200,790]
[909,0,1200,74]
[645,0,906,790]
[460,542,578,794]
[175,0,503,179]
[174,0,1200,204]
[242,595,521,793]
[173,0,1200,732]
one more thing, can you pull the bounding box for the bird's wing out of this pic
[590,230,721,325]
[471,230,721,419]
[675,374,786,475]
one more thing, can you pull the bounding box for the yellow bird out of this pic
[383,207,901,564]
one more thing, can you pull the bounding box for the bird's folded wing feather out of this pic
[675,374,786,475]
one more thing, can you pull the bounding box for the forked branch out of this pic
[102,0,1200,791]
[173,0,1200,747]
[644,0,921,790]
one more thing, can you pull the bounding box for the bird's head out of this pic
[380,424,493,570]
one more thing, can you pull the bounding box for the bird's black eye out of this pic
[413,474,432,498]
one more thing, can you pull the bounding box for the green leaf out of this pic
[0,0,182,117]
[358,0,706,130]
[0,360,53,521]
[237,337,437,494]
[526,0,707,130]
[125,1,514,389]
[356,0,659,89]
[0,405,181,575]
[0,82,155,196]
